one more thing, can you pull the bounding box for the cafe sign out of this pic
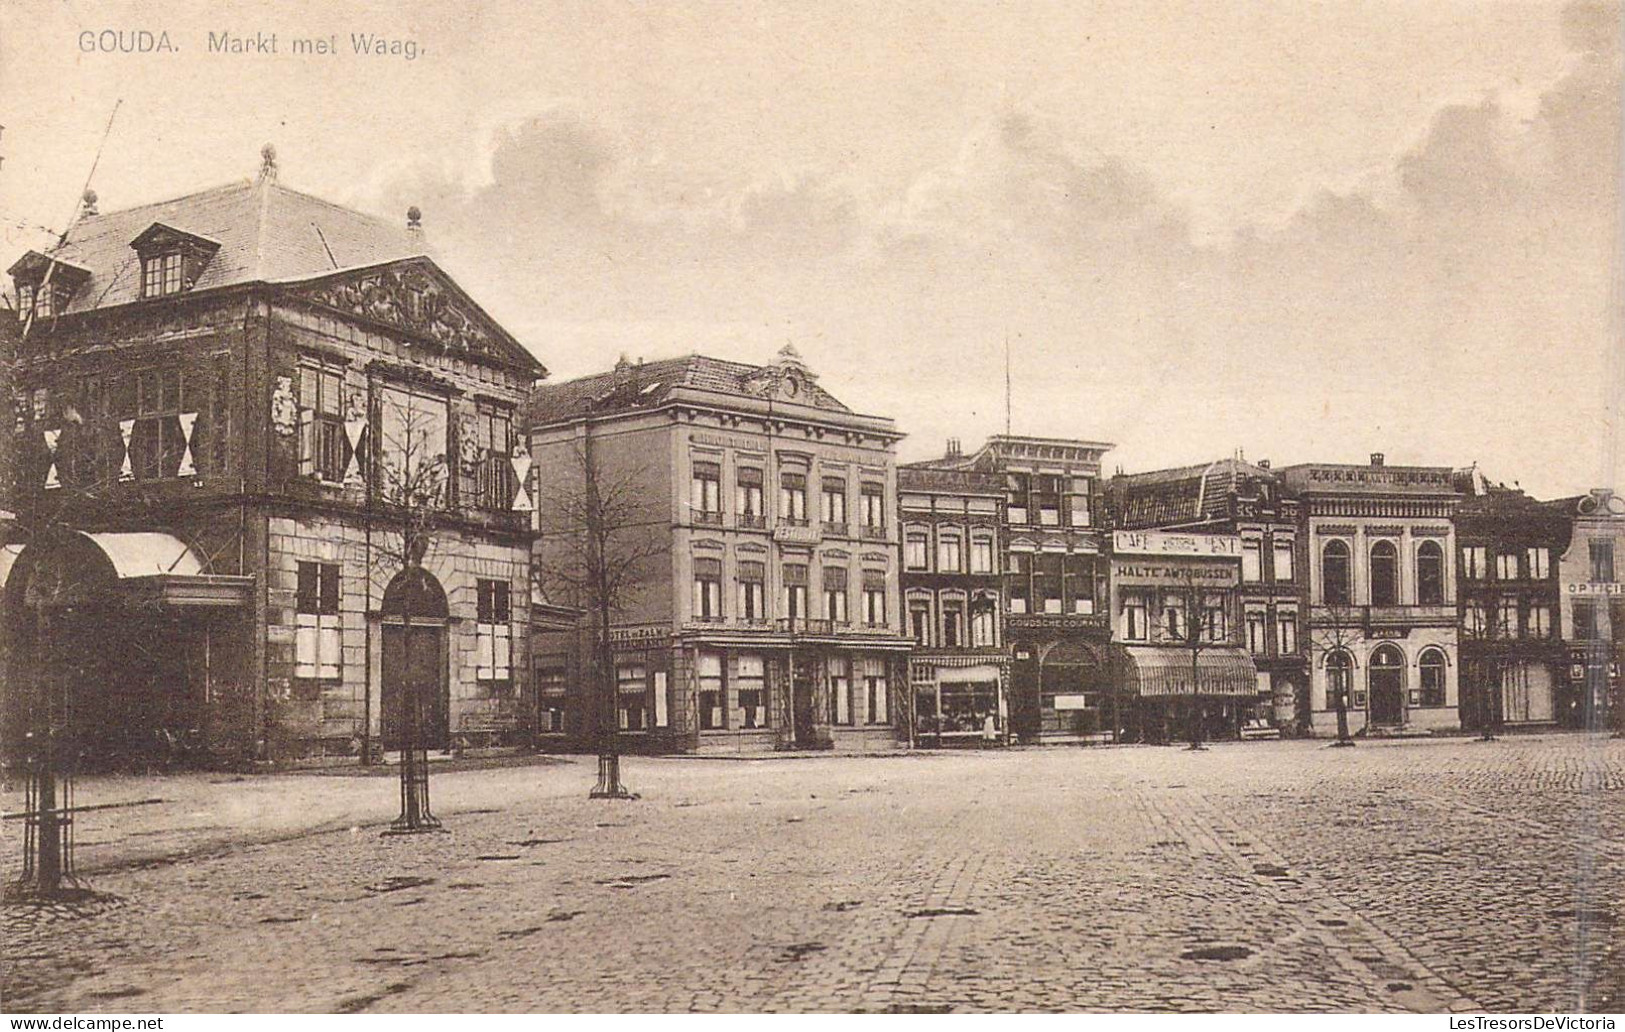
[1113,530,1242,558]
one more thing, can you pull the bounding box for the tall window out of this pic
[970,537,995,574]
[698,652,725,730]
[475,579,512,684]
[1574,601,1598,640]
[141,252,184,298]
[736,467,765,528]
[378,386,448,507]
[1272,539,1295,582]
[1370,540,1398,606]
[862,657,889,725]
[132,366,188,481]
[1496,595,1519,639]
[1591,540,1615,583]
[616,664,647,731]
[1122,595,1149,641]
[1241,539,1262,583]
[783,564,809,621]
[690,460,721,524]
[905,533,929,570]
[1322,540,1351,605]
[1246,611,1267,654]
[942,602,963,647]
[862,572,887,626]
[1006,473,1029,525]
[1419,649,1446,707]
[860,482,886,530]
[1161,594,1187,642]
[1326,651,1353,710]
[780,472,808,525]
[737,561,766,621]
[821,477,847,528]
[1036,554,1063,614]
[1462,545,1487,579]
[1526,547,1550,580]
[1201,594,1227,642]
[16,282,34,321]
[970,601,995,647]
[938,534,963,574]
[1416,540,1444,605]
[1463,601,1487,637]
[1068,477,1091,527]
[736,654,767,729]
[823,566,848,623]
[1495,552,1519,581]
[1276,609,1298,654]
[1528,604,1552,638]
[909,603,930,645]
[693,557,723,621]
[830,656,853,725]
[298,359,348,483]
[295,561,341,683]
[1035,475,1062,527]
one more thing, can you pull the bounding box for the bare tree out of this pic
[1310,603,1364,747]
[1165,568,1237,751]
[531,430,667,799]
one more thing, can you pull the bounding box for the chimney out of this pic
[1370,452,1385,467]
[406,205,423,235]
[1257,458,1271,470]
[946,438,961,458]
[80,189,98,218]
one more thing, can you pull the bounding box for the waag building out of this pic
[0,153,546,766]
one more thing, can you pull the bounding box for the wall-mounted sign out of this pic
[1113,530,1242,557]
[1369,628,1409,639]
[1113,562,1239,587]
[609,625,669,645]
[1568,582,1625,595]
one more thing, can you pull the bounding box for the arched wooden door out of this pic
[380,567,450,751]
[1369,644,1405,727]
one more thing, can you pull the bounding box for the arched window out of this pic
[1322,540,1351,605]
[1419,648,1446,707]
[1417,541,1444,605]
[1370,540,1398,606]
[1326,650,1353,710]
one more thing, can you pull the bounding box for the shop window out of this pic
[1322,540,1351,605]
[780,471,808,525]
[475,579,512,684]
[1591,540,1615,583]
[536,665,567,734]
[862,657,889,725]
[692,557,723,622]
[831,656,853,725]
[737,561,765,622]
[698,652,725,730]
[1369,540,1398,606]
[1416,540,1444,605]
[1272,540,1295,583]
[1462,545,1487,579]
[736,653,768,729]
[939,679,999,734]
[298,359,349,483]
[690,460,721,524]
[1526,547,1550,580]
[823,566,849,623]
[736,467,765,528]
[905,533,929,570]
[1276,610,1298,654]
[783,564,808,621]
[1246,611,1267,654]
[970,537,995,574]
[1241,539,1262,583]
[295,561,341,682]
[1419,650,1447,707]
[617,663,648,731]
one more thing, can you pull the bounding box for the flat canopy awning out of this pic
[78,531,202,577]
[3,531,252,608]
[1115,646,1260,698]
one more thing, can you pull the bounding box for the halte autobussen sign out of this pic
[1112,531,1243,558]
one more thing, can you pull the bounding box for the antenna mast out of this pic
[1004,330,1012,436]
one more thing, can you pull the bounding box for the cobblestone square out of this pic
[4,735,1623,1013]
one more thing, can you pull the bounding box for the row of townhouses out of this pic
[1,167,1619,765]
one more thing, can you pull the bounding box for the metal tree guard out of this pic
[383,688,442,835]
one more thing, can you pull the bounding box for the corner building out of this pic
[526,347,910,753]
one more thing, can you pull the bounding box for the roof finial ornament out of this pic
[80,189,98,217]
[259,143,278,181]
[406,205,423,234]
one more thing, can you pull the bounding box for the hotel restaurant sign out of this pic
[1112,531,1242,588]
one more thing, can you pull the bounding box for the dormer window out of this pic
[7,251,91,323]
[130,222,220,300]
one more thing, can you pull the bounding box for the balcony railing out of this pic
[860,524,887,541]
[737,514,767,531]
[692,509,724,527]
[774,617,854,635]
[821,521,849,537]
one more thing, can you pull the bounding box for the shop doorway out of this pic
[1369,644,1405,726]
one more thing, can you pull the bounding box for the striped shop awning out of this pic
[1115,646,1260,698]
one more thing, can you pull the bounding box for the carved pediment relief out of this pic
[296,262,507,363]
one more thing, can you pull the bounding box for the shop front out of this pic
[1113,644,1261,742]
[910,651,1009,747]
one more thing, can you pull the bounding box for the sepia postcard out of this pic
[0,0,1622,1020]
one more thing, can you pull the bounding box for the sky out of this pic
[0,0,1620,498]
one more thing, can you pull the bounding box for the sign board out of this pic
[1113,562,1239,588]
[609,625,669,646]
[1568,582,1625,595]
[1113,530,1242,558]
[1052,694,1093,710]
